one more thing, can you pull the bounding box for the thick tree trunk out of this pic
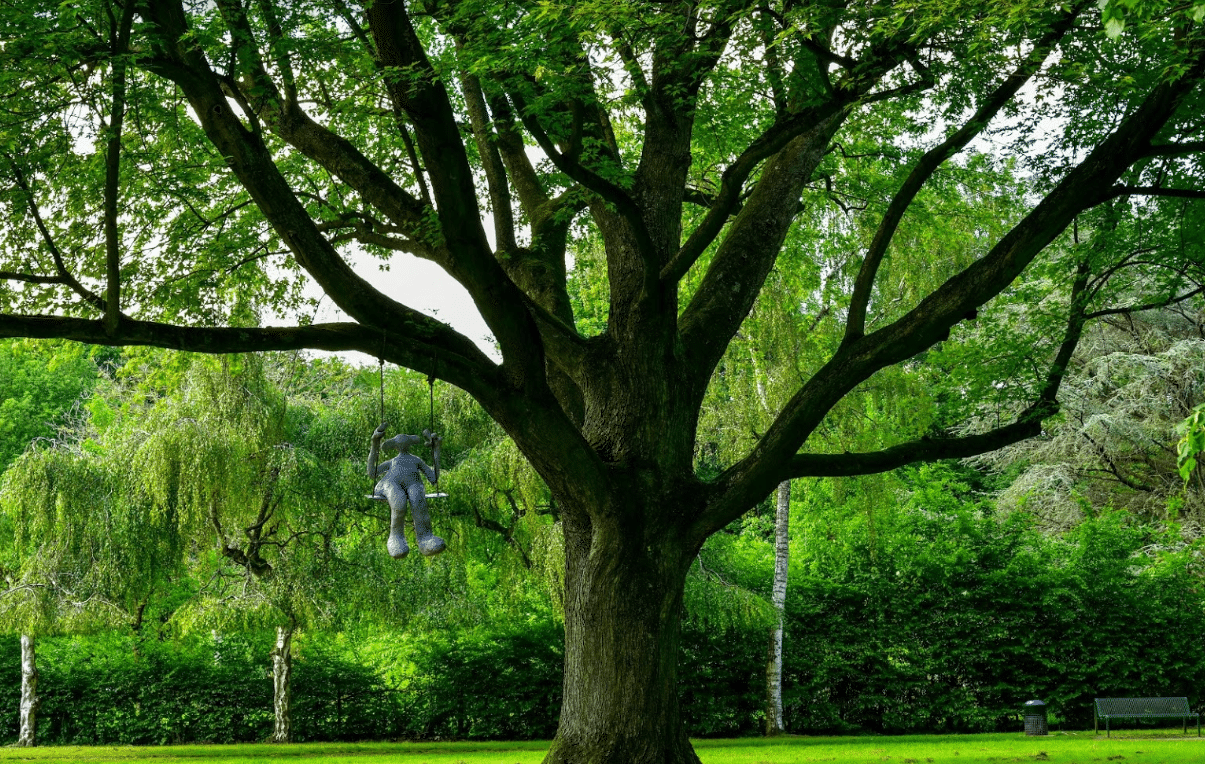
[270,625,294,743]
[17,634,39,747]
[543,511,701,764]
[764,480,791,736]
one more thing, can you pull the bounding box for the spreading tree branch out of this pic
[781,257,1092,485]
[509,90,655,258]
[367,1,552,376]
[844,4,1084,344]
[103,0,136,335]
[3,159,106,312]
[0,315,494,401]
[203,0,432,243]
[1100,185,1205,201]
[678,115,845,392]
[483,89,550,221]
[457,57,517,253]
[1140,141,1205,157]
[663,98,853,285]
[701,44,1205,534]
[1085,285,1205,320]
[785,415,1049,478]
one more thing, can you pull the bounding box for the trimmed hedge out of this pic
[679,511,1205,736]
[0,633,401,745]
[4,512,1205,743]
[395,619,564,740]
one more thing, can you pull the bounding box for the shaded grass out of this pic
[2,732,1203,764]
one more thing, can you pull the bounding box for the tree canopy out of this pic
[0,340,107,472]
[2,1,1205,762]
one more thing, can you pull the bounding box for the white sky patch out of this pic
[268,245,499,364]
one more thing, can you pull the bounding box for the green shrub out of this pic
[0,632,404,746]
[673,511,1205,737]
[776,511,1205,735]
[5,512,1204,744]
[396,618,564,740]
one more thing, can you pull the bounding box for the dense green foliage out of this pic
[0,625,563,745]
[5,501,1204,744]
[0,633,396,745]
[2,0,1205,758]
[0,340,105,472]
[677,506,1205,736]
[396,620,565,740]
[779,510,1205,734]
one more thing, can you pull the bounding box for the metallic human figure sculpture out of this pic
[368,424,446,559]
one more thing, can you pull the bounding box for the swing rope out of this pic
[367,346,447,503]
[425,353,446,501]
[378,327,387,425]
[376,340,437,432]
[428,372,435,433]
[427,348,438,434]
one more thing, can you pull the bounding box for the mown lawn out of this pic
[2,731,1202,764]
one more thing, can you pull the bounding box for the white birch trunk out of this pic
[18,634,39,747]
[270,625,294,743]
[764,480,790,736]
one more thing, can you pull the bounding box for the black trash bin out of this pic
[1024,700,1048,736]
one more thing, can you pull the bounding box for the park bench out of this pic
[1094,697,1200,737]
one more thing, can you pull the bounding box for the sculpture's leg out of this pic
[408,483,446,557]
[382,483,410,560]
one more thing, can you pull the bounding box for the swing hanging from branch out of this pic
[365,354,448,560]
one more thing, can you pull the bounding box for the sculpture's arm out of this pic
[368,423,387,479]
[422,430,442,485]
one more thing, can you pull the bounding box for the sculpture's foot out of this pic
[387,531,410,560]
[416,534,446,557]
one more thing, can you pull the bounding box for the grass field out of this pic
[2,731,1203,764]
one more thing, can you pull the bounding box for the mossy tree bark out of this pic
[546,508,701,764]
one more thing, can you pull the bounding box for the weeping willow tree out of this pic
[0,339,119,747]
[2,352,416,742]
[0,400,184,745]
[3,347,571,743]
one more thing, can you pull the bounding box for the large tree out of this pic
[3,1,1205,761]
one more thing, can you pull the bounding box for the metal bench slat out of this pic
[1096,697,1192,715]
[1094,697,1200,738]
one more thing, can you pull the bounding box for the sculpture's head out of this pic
[383,432,423,452]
